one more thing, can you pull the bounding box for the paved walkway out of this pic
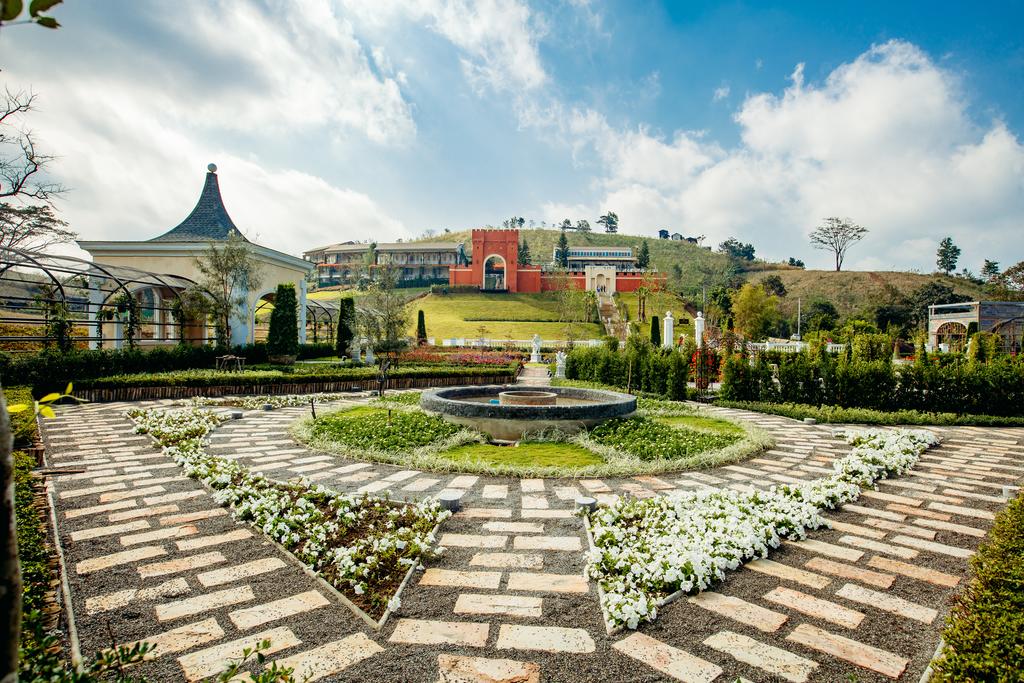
[39,396,1024,682]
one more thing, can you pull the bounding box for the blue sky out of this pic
[3,1,1022,272]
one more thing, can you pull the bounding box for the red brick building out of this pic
[448,228,663,293]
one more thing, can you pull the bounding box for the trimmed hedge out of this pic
[75,364,519,391]
[932,492,1024,682]
[719,352,1024,417]
[715,399,1024,427]
[4,386,38,447]
[0,342,336,395]
[564,345,689,401]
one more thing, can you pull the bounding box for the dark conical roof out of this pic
[149,164,249,242]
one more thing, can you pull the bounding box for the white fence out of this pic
[746,341,847,353]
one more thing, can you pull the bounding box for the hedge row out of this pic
[0,342,336,394]
[564,345,688,400]
[932,492,1024,681]
[75,364,518,391]
[4,386,38,447]
[715,400,1024,428]
[719,353,1024,417]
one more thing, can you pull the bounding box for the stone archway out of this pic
[483,254,507,291]
[935,321,968,353]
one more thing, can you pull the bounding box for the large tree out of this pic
[936,237,961,275]
[190,233,262,346]
[636,239,650,269]
[809,217,868,271]
[981,259,1000,282]
[597,211,618,234]
[556,230,569,268]
[731,283,780,340]
[517,238,531,265]
[575,219,590,232]
[718,237,756,262]
[0,90,64,204]
[0,203,74,253]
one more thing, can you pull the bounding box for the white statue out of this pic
[363,338,375,364]
[554,350,567,378]
[349,336,361,363]
[694,311,705,349]
[530,334,542,363]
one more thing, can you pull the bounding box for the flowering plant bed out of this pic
[127,406,451,620]
[180,392,353,410]
[583,428,938,630]
[588,417,741,461]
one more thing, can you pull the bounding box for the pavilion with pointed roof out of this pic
[79,163,314,346]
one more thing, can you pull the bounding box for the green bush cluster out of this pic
[932,492,1024,682]
[0,342,337,395]
[714,400,1024,427]
[589,417,740,461]
[266,284,299,358]
[719,351,1024,417]
[75,364,517,391]
[310,406,461,452]
[5,386,38,447]
[564,343,688,400]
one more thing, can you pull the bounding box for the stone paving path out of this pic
[39,395,1024,682]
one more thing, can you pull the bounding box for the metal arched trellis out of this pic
[0,246,215,352]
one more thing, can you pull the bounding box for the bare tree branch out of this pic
[0,89,66,204]
[809,217,868,271]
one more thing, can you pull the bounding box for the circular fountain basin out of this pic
[498,390,557,406]
[421,385,636,442]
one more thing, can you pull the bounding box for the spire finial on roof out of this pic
[207,163,217,173]
[148,164,247,243]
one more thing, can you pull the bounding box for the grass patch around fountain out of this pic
[294,393,774,477]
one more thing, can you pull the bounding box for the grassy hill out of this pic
[747,269,988,317]
[410,292,603,341]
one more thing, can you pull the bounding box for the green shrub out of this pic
[932,492,1024,682]
[310,406,461,451]
[714,400,1024,427]
[564,344,688,399]
[335,298,356,356]
[590,417,739,461]
[416,309,427,344]
[5,386,38,447]
[266,284,299,358]
[650,315,661,347]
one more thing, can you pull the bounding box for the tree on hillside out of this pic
[556,230,569,268]
[718,237,755,261]
[907,281,971,328]
[809,217,867,271]
[416,309,427,344]
[787,257,805,268]
[518,238,532,265]
[761,274,787,297]
[560,218,572,231]
[576,219,590,232]
[936,237,961,275]
[1002,261,1024,292]
[190,233,263,346]
[981,259,1000,282]
[597,211,618,233]
[636,240,650,269]
[731,283,779,340]
[805,299,839,332]
[502,216,525,230]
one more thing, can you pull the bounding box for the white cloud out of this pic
[543,40,1024,271]
[712,84,730,102]
[340,0,547,93]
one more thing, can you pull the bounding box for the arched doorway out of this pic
[935,321,968,353]
[992,317,1024,355]
[483,254,506,291]
[594,274,607,291]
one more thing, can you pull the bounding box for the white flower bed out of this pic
[179,393,350,410]
[127,406,450,616]
[585,427,938,629]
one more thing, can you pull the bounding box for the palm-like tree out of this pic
[597,211,619,233]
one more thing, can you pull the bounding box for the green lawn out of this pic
[412,292,603,340]
[439,441,604,469]
[653,414,745,435]
[619,289,693,334]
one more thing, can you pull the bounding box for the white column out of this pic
[663,311,674,348]
[87,276,103,350]
[298,280,308,344]
[229,286,251,346]
[694,311,705,348]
